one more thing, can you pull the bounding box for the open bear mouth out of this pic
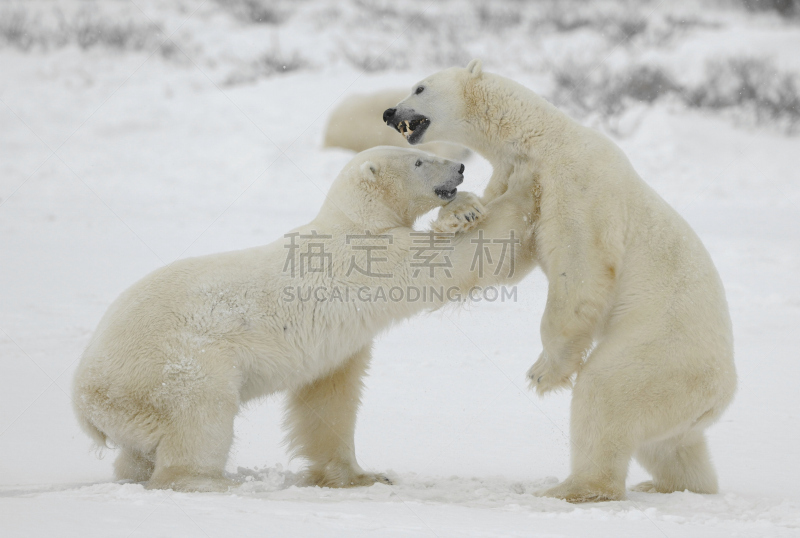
[434,187,457,201]
[434,170,463,201]
[393,116,429,145]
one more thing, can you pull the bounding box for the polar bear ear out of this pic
[466,59,483,78]
[360,161,379,181]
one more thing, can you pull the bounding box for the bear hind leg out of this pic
[535,343,637,503]
[147,392,239,493]
[114,448,155,482]
[632,428,718,494]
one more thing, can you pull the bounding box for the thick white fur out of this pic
[73,146,535,492]
[403,61,737,502]
[324,89,470,160]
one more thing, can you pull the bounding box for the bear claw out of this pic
[526,353,575,395]
[431,192,486,234]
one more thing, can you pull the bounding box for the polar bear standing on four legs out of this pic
[384,60,737,502]
[73,146,535,492]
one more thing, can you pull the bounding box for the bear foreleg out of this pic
[285,344,391,488]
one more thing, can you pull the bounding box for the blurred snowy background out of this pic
[3,0,799,132]
[1,1,799,536]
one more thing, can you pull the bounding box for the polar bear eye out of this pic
[415,86,424,95]
[415,159,423,167]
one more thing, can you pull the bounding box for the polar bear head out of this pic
[382,59,484,147]
[322,146,465,231]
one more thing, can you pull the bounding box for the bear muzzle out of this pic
[434,164,464,201]
[383,108,430,145]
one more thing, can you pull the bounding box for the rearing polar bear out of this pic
[384,60,737,502]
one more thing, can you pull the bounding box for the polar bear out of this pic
[324,89,470,161]
[73,146,535,493]
[384,61,737,503]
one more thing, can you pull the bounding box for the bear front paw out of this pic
[629,480,658,493]
[526,352,574,396]
[535,476,626,503]
[431,192,486,234]
[304,467,394,488]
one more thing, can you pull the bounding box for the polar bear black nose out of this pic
[383,108,396,123]
[458,164,465,174]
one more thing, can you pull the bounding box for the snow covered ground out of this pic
[1,1,799,536]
